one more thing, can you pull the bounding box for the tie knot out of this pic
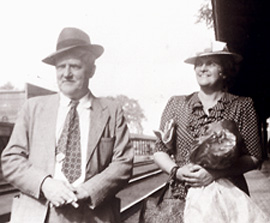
[70,100,79,108]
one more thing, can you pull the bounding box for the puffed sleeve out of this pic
[155,96,176,154]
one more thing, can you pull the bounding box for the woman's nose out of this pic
[200,63,207,71]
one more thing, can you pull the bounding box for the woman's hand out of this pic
[176,164,215,187]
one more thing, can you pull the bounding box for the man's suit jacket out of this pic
[1,93,133,223]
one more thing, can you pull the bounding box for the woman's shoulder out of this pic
[168,92,197,103]
[168,95,186,102]
[225,92,254,105]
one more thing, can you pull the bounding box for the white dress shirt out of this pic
[54,92,92,187]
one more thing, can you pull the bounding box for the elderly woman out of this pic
[152,41,265,222]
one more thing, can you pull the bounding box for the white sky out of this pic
[0,0,214,135]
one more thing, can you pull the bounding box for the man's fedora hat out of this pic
[42,27,104,65]
[184,41,242,65]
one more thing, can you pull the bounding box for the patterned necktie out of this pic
[57,101,81,183]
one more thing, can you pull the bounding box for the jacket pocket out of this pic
[98,137,115,168]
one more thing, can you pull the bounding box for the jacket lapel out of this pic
[86,97,109,162]
[41,94,59,174]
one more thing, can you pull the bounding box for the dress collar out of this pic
[187,91,236,112]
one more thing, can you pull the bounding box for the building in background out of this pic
[0,91,25,123]
[0,83,56,123]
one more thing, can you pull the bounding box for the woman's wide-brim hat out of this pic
[42,27,104,66]
[184,41,242,65]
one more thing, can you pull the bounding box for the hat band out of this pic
[57,39,90,50]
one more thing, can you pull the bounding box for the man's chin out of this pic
[61,89,77,98]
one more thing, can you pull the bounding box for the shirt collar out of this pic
[79,91,92,109]
[59,91,92,109]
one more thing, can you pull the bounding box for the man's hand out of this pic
[41,177,78,208]
[75,186,90,202]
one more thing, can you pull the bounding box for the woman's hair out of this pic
[218,55,238,91]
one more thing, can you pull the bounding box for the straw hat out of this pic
[184,41,242,65]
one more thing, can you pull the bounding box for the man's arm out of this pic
[77,106,133,208]
[1,100,50,199]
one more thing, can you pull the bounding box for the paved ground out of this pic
[244,158,270,217]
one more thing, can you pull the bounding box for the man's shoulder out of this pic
[94,97,119,108]
[27,93,59,105]
[93,97,122,115]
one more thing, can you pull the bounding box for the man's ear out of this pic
[89,64,96,78]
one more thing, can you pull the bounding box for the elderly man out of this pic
[1,27,133,223]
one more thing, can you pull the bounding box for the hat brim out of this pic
[184,52,242,65]
[42,44,104,66]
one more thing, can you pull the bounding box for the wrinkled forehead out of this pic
[54,48,96,65]
[55,57,82,67]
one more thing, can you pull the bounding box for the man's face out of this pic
[55,54,94,100]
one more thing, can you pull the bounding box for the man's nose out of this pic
[63,66,72,77]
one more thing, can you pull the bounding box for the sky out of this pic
[0,0,214,135]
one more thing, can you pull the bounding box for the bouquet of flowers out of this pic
[154,119,270,222]
[190,120,241,169]
[184,120,270,223]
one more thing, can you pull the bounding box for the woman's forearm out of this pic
[153,151,178,174]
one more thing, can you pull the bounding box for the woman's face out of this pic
[194,56,224,90]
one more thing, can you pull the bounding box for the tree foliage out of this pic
[107,95,146,134]
[0,82,16,90]
[195,0,213,29]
